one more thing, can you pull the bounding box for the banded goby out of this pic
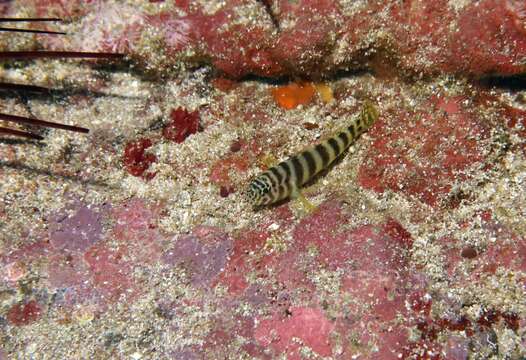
[246,101,379,207]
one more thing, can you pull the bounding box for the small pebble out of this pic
[303,122,319,130]
[230,140,242,153]
[460,246,477,259]
[220,186,234,197]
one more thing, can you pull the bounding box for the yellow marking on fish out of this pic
[246,101,379,207]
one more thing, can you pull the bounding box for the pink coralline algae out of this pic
[110,198,167,266]
[162,107,200,144]
[146,12,191,52]
[48,204,106,253]
[42,199,166,311]
[29,0,90,18]
[3,261,27,283]
[404,296,521,359]
[288,202,419,357]
[448,0,526,75]
[254,307,334,359]
[1,203,112,308]
[398,211,526,358]
[2,1,525,358]
[190,0,280,78]
[112,197,159,232]
[78,2,146,53]
[358,95,492,207]
[18,0,526,78]
[216,229,270,295]
[386,0,526,76]
[162,226,232,287]
[209,154,250,188]
[170,313,267,359]
[293,200,409,271]
[382,218,414,248]
[45,244,123,307]
[343,270,407,322]
[442,211,526,281]
[46,253,89,290]
[212,200,426,357]
[83,244,136,303]
[215,206,293,296]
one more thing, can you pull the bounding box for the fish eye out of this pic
[245,184,260,202]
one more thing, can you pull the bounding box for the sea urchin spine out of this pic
[0,17,124,140]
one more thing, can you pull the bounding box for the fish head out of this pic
[246,175,273,207]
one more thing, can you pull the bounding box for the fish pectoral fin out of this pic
[260,153,278,169]
[361,100,380,126]
[291,186,316,213]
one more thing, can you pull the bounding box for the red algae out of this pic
[194,4,282,78]
[410,306,521,352]
[162,107,200,143]
[342,319,410,359]
[7,300,42,326]
[492,101,526,145]
[410,291,432,317]
[481,237,526,275]
[3,261,27,283]
[1,240,52,266]
[122,138,157,179]
[29,0,526,78]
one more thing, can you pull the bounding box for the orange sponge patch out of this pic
[271,82,316,110]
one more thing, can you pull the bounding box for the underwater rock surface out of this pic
[25,0,526,78]
[1,0,525,359]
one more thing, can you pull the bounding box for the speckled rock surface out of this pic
[1,1,525,359]
[19,0,526,78]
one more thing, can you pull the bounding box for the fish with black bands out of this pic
[246,101,379,207]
